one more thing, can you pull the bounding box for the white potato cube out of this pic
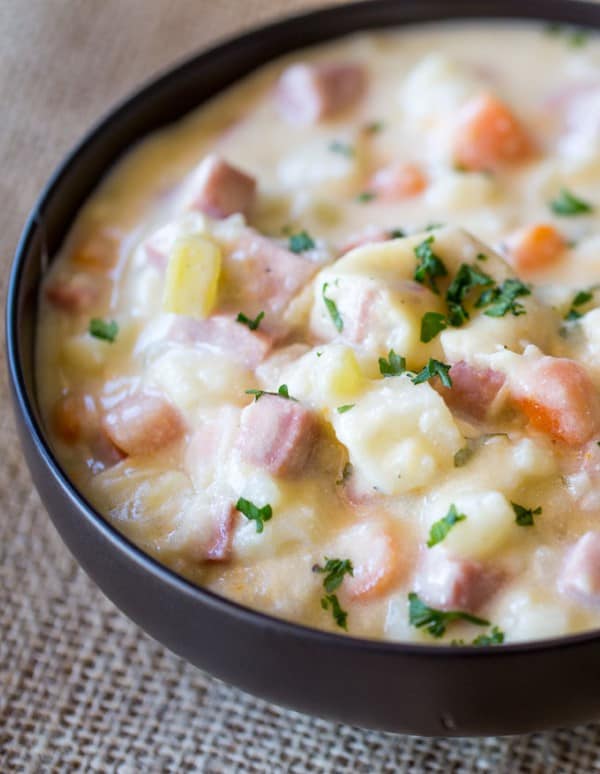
[162,234,221,318]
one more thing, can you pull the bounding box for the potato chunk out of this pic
[162,234,221,318]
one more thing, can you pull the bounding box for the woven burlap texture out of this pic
[2,1,600,771]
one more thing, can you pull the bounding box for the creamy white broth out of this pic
[36,21,600,644]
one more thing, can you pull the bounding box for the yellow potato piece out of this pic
[162,234,221,318]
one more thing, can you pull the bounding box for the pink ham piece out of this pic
[414,548,499,613]
[183,500,236,563]
[184,154,256,218]
[332,521,399,602]
[46,273,102,313]
[337,226,393,257]
[276,62,367,125]
[559,532,600,606]
[169,314,272,369]
[511,356,600,447]
[222,229,320,339]
[237,394,319,476]
[102,390,185,457]
[435,361,505,422]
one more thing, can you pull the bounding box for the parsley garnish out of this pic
[408,592,489,638]
[453,445,474,468]
[321,594,348,630]
[322,283,343,332]
[288,230,315,253]
[476,252,488,261]
[314,557,354,630]
[412,358,452,388]
[245,384,297,402]
[476,278,531,317]
[378,349,406,377]
[235,497,273,533]
[388,228,406,239]
[364,120,384,134]
[512,501,541,527]
[427,504,466,547]
[337,404,355,414]
[313,557,354,593]
[236,310,264,330]
[472,626,505,646]
[329,140,354,158]
[565,289,594,320]
[89,318,118,343]
[414,236,448,294]
[546,23,590,48]
[446,263,494,325]
[420,311,448,343]
[550,187,593,216]
[356,191,376,203]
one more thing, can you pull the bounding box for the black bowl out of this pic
[8,0,600,737]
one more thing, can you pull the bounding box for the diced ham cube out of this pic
[276,62,367,125]
[559,532,600,606]
[72,227,122,270]
[169,315,272,368]
[237,394,319,476]
[453,93,534,171]
[222,228,320,339]
[52,392,98,444]
[102,390,185,457]
[435,361,505,422]
[414,548,499,613]
[332,521,399,602]
[204,501,236,561]
[369,162,427,201]
[184,154,256,218]
[337,226,394,256]
[511,356,600,446]
[45,273,102,313]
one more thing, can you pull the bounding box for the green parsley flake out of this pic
[408,592,489,639]
[550,188,594,216]
[414,236,448,294]
[337,404,355,414]
[472,626,505,646]
[412,358,452,388]
[329,140,354,157]
[565,289,594,320]
[476,252,488,261]
[235,497,273,534]
[378,349,406,377]
[420,311,448,343]
[388,228,406,239]
[364,120,384,135]
[476,278,531,317]
[356,191,376,203]
[313,557,354,593]
[89,318,119,343]
[453,445,474,468]
[427,504,466,547]
[288,230,316,253]
[446,263,494,325]
[236,310,264,330]
[245,384,297,402]
[321,594,348,630]
[322,283,343,332]
[512,501,542,527]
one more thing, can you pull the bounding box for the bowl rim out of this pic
[8,0,600,660]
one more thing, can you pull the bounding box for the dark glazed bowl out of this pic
[7,0,600,737]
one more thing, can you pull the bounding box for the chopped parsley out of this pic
[550,187,594,216]
[336,461,353,486]
[453,626,505,647]
[420,311,448,343]
[445,263,494,325]
[314,557,354,630]
[364,120,384,135]
[321,594,348,630]
[378,349,406,377]
[322,283,343,332]
[245,384,297,402]
[388,228,406,239]
[337,404,355,414]
[413,236,448,294]
[329,140,354,158]
[356,191,376,203]
[512,501,542,527]
[408,592,489,639]
[236,310,264,330]
[476,278,531,317]
[412,358,452,388]
[235,497,273,534]
[453,445,474,468]
[427,504,466,548]
[565,289,594,320]
[89,318,118,343]
[546,23,590,48]
[288,230,316,253]
[476,252,488,261]
[313,557,354,593]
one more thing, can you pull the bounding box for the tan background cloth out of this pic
[2,1,600,770]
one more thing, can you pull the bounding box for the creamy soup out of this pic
[37,22,600,644]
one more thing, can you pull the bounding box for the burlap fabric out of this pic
[2,1,600,770]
